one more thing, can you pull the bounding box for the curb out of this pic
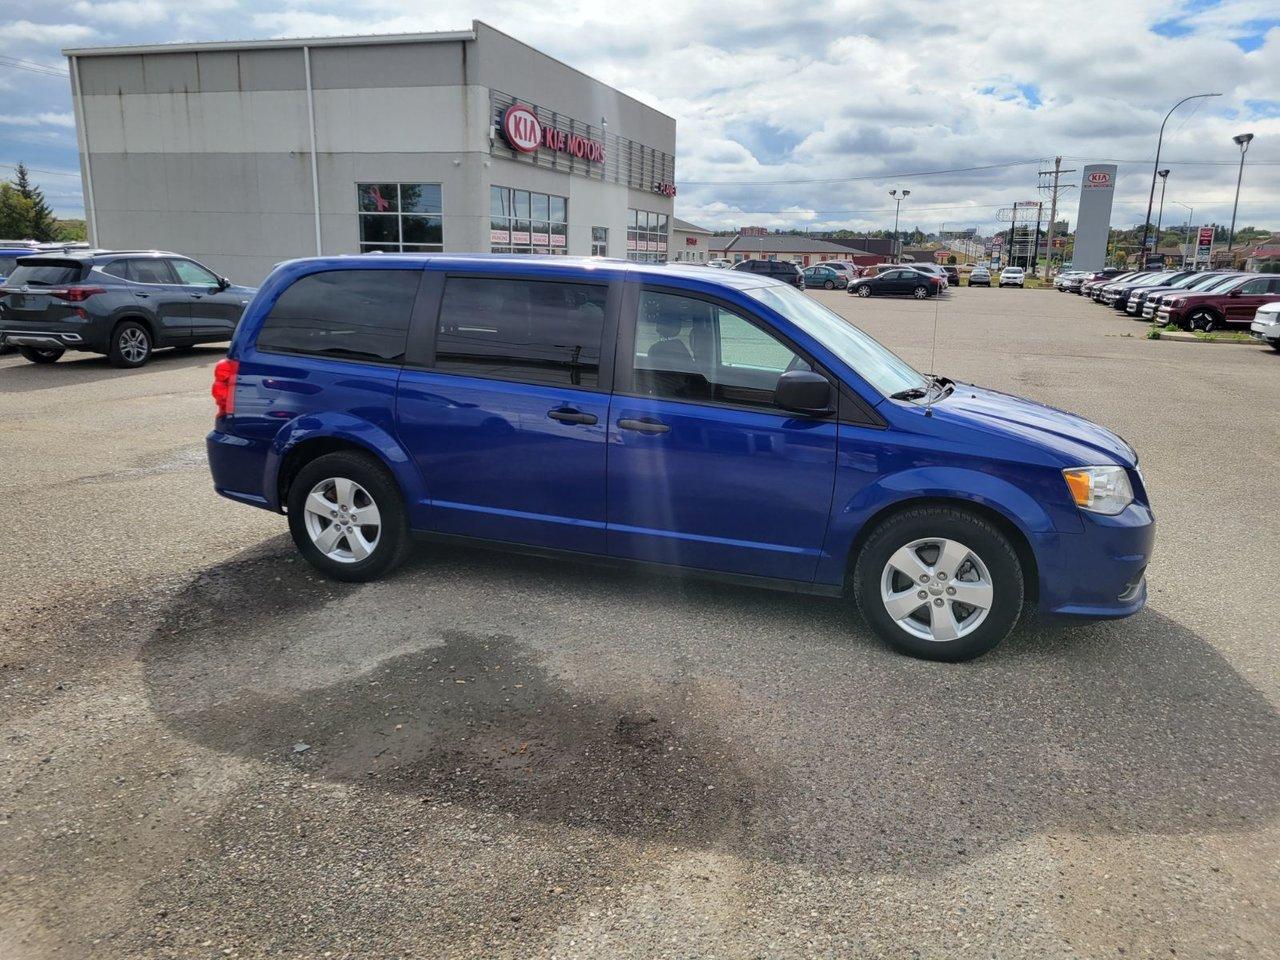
[1151,330,1261,346]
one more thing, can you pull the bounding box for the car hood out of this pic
[931,383,1136,467]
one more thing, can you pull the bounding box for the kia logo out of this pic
[1088,172,1111,186]
[502,104,542,154]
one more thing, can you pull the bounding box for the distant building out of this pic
[705,233,880,266]
[670,217,714,262]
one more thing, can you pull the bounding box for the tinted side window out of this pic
[170,258,219,286]
[4,262,85,286]
[125,259,177,284]
[435,277,607,388]
[257,269,418,363]
[632,290,810,410]
[100,260,132,280]
[1237,278,1268,294]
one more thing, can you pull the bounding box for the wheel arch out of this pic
[842,495,1040,607]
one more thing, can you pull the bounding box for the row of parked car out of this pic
[0,244,256,367]
[1053,265,1280,344]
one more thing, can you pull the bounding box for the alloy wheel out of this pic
[302,477,382,563]
[857,286,871,297]
[913,286,928,299]
[119,328,150,363]
[880,537,994,642]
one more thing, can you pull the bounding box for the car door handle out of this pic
[135,293,150,299]
[547,407,597,425]
[618,417,670,435]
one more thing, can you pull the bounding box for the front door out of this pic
[395,273,617,555]
[1225,277,1278,322]
[606,285,838,582]
[170,258,241,340]
[122,258,191,343]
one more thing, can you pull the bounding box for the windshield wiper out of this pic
[890,386,929,400]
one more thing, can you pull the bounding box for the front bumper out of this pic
[1038,502,1156,619]
[1250,317,1279,342]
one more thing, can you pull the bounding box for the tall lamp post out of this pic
[1140,92,1221,258]
[1152,169,1170,266]
[889,188,910,262]
[1227,132,1254,252]
[1172,200,1193,267]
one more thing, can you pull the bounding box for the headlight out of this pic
[1170,297,1186,307]
[1063,466,1134,515]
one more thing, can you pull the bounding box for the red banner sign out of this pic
[501,103,605,163]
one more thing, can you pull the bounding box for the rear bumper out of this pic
[0,327,101,351]
[207,428,277,511]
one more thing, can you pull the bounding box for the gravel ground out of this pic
[1,287,1278,959]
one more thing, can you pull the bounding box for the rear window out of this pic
[3,261,85,286]
[435,276,608,388]
[256,268,419,363]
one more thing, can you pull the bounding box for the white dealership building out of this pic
[64,21,677,283]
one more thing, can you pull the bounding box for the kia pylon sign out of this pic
[1073,163,1117,272]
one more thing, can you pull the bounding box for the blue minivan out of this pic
[207,255,1154,661]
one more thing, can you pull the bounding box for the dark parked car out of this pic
[207,255,1153,661]
[733,258,804,289]
[849,267,943,299]
[1130,271,1233,319]
[1142,273,1242,321]
[1078,268,1129,297]
[1106,271,1193,312]
[0,250,256,367]
[1155,274,1280,331]
[802,264,848,290]
[943,265,960,286]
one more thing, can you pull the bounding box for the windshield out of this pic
[745,283,929,397]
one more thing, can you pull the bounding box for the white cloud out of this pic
[0,112,76,128]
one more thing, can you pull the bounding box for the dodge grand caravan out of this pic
[207,256,1155,661]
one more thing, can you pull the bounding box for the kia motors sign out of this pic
[1073,164,1117,271]
[501,102,605,163]
[502,104,542,154]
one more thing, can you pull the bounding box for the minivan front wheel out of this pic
[108,321,152,368]
[287,451,411,582]
[853,506,1024,661]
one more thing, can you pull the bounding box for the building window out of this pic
[591,227,608,257]
[357,183,443,253]
[490,186,568,255]
[627,209,668,262]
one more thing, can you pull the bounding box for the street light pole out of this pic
[1139,93,1221,258]
[889,188,910,263]
[1153,169,1170,266]
[1227,132,1254,252]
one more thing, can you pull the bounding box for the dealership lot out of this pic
[2,288,1278,959]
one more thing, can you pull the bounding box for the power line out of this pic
[0,163,81,179]
[679,158,1046,186]
[0,55,68,79]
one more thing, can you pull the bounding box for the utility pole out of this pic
[1038,156,1076,277]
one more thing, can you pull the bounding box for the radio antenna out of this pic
[924,274,943,417]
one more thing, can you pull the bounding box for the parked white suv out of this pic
[999,267,1026,288]
[1251,301,1280,351]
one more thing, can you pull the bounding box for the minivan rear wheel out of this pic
[287,451,411,582]
[852,506,1024,661]
[19,346,63,364]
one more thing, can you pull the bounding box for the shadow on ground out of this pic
[0,345,225,393]
[141,539,1280,878]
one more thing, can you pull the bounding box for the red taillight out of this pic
[212,358,239,418]
[50,286,106,302]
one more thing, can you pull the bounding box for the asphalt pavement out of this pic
[1,286,1277,959]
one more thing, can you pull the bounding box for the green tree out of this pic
[0,183,36,239]
[12,162,58,241]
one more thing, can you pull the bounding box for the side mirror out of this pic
[217,276,231,290]
[1227,289,1240,297]
[774,370,832,415]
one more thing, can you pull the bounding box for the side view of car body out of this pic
[848,267,942,299]
[0,250,256,367]
[207,255,1154,663]
[802,264,848,290]
[1155,274,1280,331]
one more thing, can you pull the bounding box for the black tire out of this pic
[912,285,929,299]
[18,346,63,364]
[823,279,835,290]
[108,321,152,368]
[287,451,412,582]
[1189,309,1219,332]
[856,285,871,298]
[852,506,1025,662]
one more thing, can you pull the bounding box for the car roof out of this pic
[283,253,780,290]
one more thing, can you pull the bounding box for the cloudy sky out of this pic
[1,0,1278,236]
